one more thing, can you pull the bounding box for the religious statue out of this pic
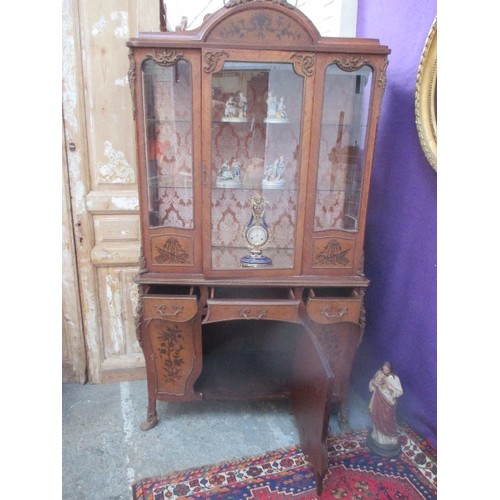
[366,361,404,457]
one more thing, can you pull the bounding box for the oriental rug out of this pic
[132,424,436,499]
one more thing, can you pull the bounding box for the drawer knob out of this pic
[240,308,268,320]
[320,306,348,318]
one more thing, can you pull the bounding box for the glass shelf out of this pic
[211,186,298,193]
[211,119,298,126]
[145,118,193,125]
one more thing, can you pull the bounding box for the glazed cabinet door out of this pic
[131,48,203,274]
[201,49,314,277]
[303,54,387,276]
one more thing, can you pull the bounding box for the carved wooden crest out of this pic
[291,53,315,77]
[203,50,230,73]
[146,49,184,66]
[205,9,313,45]
[332,56,370,72]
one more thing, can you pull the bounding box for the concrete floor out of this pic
[62,380,372,499]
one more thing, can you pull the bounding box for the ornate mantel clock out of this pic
[241,193,272,267]
[127,0,389,494]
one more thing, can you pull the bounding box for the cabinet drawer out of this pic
[144,296,198,322]
[306,298,361,325]
[204,299,301,324]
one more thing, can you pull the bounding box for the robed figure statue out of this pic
[367,361,403,457]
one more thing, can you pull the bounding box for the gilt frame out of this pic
[415,17,437,171]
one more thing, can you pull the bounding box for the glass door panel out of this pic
[142,58,194,229]
[314,64,373,232]
[210,61,304,270]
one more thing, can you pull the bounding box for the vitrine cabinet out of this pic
[127,0,389,493]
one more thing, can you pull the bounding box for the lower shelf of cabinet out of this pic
[191,319,298,400]
[193,349,292,400]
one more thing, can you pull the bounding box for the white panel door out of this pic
[62,0,159,383]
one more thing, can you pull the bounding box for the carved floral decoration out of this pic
[146,49,184,67]
[291,53,315,77]
[315,239,351,267]
[157,324,185,385]
[155,237,190,264]
[332,56,370,72]
[210,10,307,44]
[204,50,229,73]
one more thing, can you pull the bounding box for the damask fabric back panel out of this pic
[211,190,296,269]
[143,59,194,229]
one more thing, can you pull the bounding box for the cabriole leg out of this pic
[140,394,158,431]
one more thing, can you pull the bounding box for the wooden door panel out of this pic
[292,326,334,495]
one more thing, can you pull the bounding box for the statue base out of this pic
[264,117,289,123]
[216,179,242,188]
[366,433,401,458]
[262,178,286,189]
[221,117,247,122]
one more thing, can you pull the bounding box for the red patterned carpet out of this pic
[132,424,436,499]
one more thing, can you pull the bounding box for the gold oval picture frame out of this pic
[415,17,437,171]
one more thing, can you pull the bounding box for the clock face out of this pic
[246,225,268,247]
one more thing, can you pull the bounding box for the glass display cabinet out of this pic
[127,0,389,493]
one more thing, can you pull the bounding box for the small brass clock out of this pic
[241,193,273,267]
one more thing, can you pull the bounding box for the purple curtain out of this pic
[353,0,437,449]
